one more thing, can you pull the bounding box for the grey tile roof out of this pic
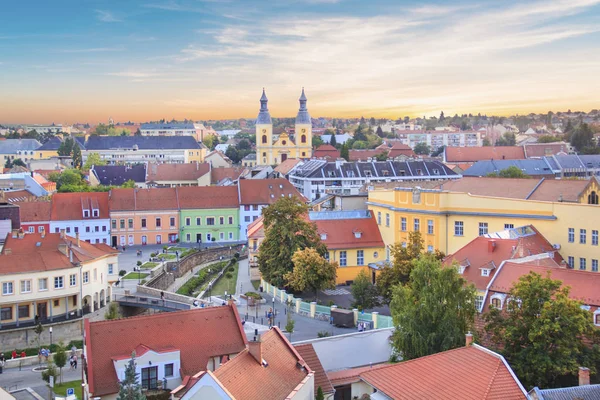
[293,160,457,179]
[37,136,63,151]
[79,135,201,150]
[531,384,600,400]
[463,159,556,177]
[92,164,147,186]
[0,139,42,152]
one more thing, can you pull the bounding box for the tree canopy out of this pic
[390,256,477,360]
[285,248,337,299]
[83,152,107,170]
[351,270,380,310]
[495,132,517,146]
[486,166,529,179]
[117,352,147,400]
[413,143,431,155]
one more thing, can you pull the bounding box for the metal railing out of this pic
[114,294,191,311]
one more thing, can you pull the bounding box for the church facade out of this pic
[255,88,313,165]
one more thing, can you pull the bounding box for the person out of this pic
[12,350,17,360]
[267,308,273,327]
[20,351,26,358]
[122,245,126,252]
[69,356,74,371]
[71,345,77,358]
[73,355,78,370]
[358,322,364,332]
[160,291,165,304]
[192,299,199,307]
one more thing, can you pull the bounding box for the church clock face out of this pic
[302,129,306,133]
[262,129,266,133]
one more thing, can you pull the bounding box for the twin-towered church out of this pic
[255,88,313,165]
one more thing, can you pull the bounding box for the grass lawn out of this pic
[251,280,260,290]
[211,262,239,296]
[157,254,176,260]
[54,379,82,399]
[123,272,149,280]
[141,262,159,269]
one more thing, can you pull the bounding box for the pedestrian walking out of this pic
[160,291,165,304]
[73,356,78,370]
[69,356,74,370]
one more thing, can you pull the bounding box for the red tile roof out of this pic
[14,201,52,222]
[294,343,334,394]
[238,179,303,205]
[247,216,265,240]
[312,214,384,250]
[360,345,527,399]
[211,166,246,184]
[327,363,388,386]
[526,179,591,202]
[388,143,416,158]
[274,158,302,175]
[85,305,247,397]
[523,142,569,158]
[146,162,210,182]
[314,144,340,159]
[50,192,110,221]
[108,188,179,211]
[0,189,37,203]
[348,149,388,161]
[213,328,310,400]
[445,146,525,163]
[177,186,239,209]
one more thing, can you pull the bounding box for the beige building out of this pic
[146,162,211,187]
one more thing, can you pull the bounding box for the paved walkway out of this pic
[0,362,82,399]
[235,258,253,296]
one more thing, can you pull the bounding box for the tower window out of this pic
[301,135,307,143]
[262,135,267,144]
[282,140,287,145]
[262,152,266,157]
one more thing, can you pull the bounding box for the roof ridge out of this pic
[482,357,503,399]
[89,305,228,325]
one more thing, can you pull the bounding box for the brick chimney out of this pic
[465,332,473,347]
[248,334,263,365]
[579,367,590,386]
[60,229,66,239]
[17,228,25,239]
[76,232,80,247]
[40,226,45,238]
[488,241,496,253]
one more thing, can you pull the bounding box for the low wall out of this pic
[166,245,244,278]
[145,267,176,291]
[2,349,83,370]
[135,285,208,305]
[0,319,83,351]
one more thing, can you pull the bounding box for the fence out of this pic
[260,278,394,330]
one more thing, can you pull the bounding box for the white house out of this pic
[50,192,111,245]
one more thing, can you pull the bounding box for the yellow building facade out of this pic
[368,178,600,272]
[255,88,312,165]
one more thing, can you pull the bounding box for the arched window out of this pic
[588,191,599,205]
[262,135,267,144]
[262,152,266,157]
[301,135,307,143]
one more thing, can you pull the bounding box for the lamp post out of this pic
[134,267,141,285]
[49,326,53,348]
[272,297,275,327]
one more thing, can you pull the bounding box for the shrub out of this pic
[136,261,142,266]
[119,270,126,276]
[228,266,235,272]
[245,292,262,300]
[150,252,157,258]
[317,331,331,338]
[140,280,147,285]
[225,272,233,279]
[233,252,240,259]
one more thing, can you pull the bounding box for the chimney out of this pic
[488,241,496,253]
[4,248,11,255]
[17,228,25,239]
[579,367,590,386]
[248,334,263,365]
[69,249,74,263]
[40,226,45,238]
[76,232,80,247]
[11,229,18,239]
[60,229,66,239]
[465,332,473,347]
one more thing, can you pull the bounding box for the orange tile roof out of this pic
[108,188,179,211]
[294,343,334,394]
[146,162,210,182]
[313,214,384,250]
[85,305,247,397]
[349,149,388,161]
[214,328,310,400]
[177,186,239,209]
[327,363,389,386]
[360,345,527,399]
[14,201,52,222]
[526,179,590,202]
[211,166,246,184]
[247,216,264,240]
[438,177,540,199]
[388,143,416,158]
[0,189,37,203]
[238,178,303,205]
[51,192,110,220]
[314,144,340,159]
[445,146,526,163]
[274,158,302,175]
[523,142,569,158]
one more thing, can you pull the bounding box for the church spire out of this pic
[296,87,311,124]
[257,88,272,124]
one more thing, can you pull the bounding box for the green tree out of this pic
[340,143,349,161]
[537,135,561,143]
[83,153,107,170]
[33,323,44,366]
[316,387,325,400]
[312,135,324,148]
[569,123,594,152]
[329,133,337,147]
[202,135,217,151]
[42,361,60,384]
[105,302,120,320]
[53,342,68,384]
[482,138,491,146]
[413,142,431,155]
[351,270,380,310]
[134,128,141,136]
[258,197,326,287]
[495,132,517,146]
[57,137,75,157]
[484,272,600,389]
[376,126,384,137]
[285,312,295,341]
[11,158,27,167]
[354,124,368,142]
[121,179,136,188]
[72,144,82,169]
[117,352,146,400]
[285,248,337,300]
[390,256,477,360]
[486,166,529,178]
[225,146,241,163]
[352,140,367,149]
[374,152,388,161]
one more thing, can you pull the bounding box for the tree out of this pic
[33,323,44,366]
[390,256,477,360]
[486,166,529,179]
[57,137,75,157]
[354,124,368,142]
[117,352,146,400]
[237,139,251,150]
[496,132,517,146]
[105,302,120,320]
[329,133,337,147]
[316,387,325,400]
[340,143,349,161]
[374,152,388,161]
[134,128,141,136]
[225,146,240,163]
[202,135,217,151]
[484,272,600,389]
[439,111,445,122]
[258,197,326,287]
[11,158,26,167]
[376,126,384,137]
[284,248,337,300]
[312,135,324,148]
[72,144,82,169]
[564,119,574,134]
[413,143,431,155]
[351,270,380,310]
[537,135,561,143]
[285,312,295,341]
[83,153,107,170]
[53,342,68,384]
[42,361,60,384]
[121,179,136,188]
[482,138,491,146]
[569,123,594,152]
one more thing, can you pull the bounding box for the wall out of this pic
[0,203,20,230]
[0,318,82,349]
[327,247,386,285]
[288,374,315,400]
[166,245,243,278]
[110,210,179,246]
[50,219,111,244]
[180,208,239,244]
[239,204,266,241]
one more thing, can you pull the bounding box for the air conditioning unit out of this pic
[552,244,561,250]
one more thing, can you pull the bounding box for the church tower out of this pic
[295,88,312,159]
[256,88,273,165]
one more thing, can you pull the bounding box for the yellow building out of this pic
[255,88,312,165]
[368,177,600,272]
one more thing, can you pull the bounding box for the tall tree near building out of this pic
[495,132,517,146]
[57,137,75,156]
[486,166,529,179]
[340,143,349,161]
[390,256,476,360]
[351,270,380,310]
[117,352,147,400]
[569,123,594,152]
[53,342,67,384]
[258,197,327,287]
[376,126,384,137]
[83,153,107,170]
[413,143,431,155]
[284,248,337,300]
[484,272,600,390]
[439,111,445,122]
[329,133,337,147]
[72,143,83,169]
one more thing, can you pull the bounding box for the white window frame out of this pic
[479,222,488,236]
[20,280,32,293]
[401,217,407,231]
[39,278,48,291]
[70,274,76,286]
[339,251,347,267]
[455,221,464,236]
[427,220,434,235]
[54,276,64,289]
[83,272,90,284]
[357,250,364,266]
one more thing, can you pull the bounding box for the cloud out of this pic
[61,46,126,53]
[107,71,161,78]
[94,10,122,23]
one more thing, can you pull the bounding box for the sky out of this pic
[1,0,599,124]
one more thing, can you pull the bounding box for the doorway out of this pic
[196,233,202,243]
[281,153,288,162]
[37,302,47,320]
[111,236,117,248]
[142,235,147,245]
[156,235,162,245]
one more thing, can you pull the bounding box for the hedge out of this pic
[8,339,84,357]
[176,261,229,296]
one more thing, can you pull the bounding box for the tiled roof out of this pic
[314,144,340,159]
[211,166,246,185]
[238,178,303,205]
[438,177,540,199]
[0,189,36,203]
[78,135,201,150]
[348,149,388,161]
[85,305,247,397]
[527,179,591,202]
[50,192,110,221]
[531,384,600,400]
[92,164,146,186]
[273,158,301,175]
[310,211,384,250]
[523,142,569,158]
[294,343,334,394]
[327,363,388,386]
[213,328,310,400]
[37,136,63,151]
[360,344,527,399]
[445,146,525,163]
[108,188,179,211]
[141,122,195,129]
[0,139,42,152]
[146,162,210,182]
[489,262,600,307]
[247,216,264,239]
[0,232,118,274]
[463,159,555,177]
[15,201,52,222]
[388,143,416,158]
[177,186,239,209]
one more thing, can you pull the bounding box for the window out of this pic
[401,217,407,232]
[102,226,107,232]
[156,218,161,228]
[128,219,134,229]
[377,212,381,225]
[184,217,191,226]
[568,228,574,243]
[357,250,364,266]
[592,259,598,272]
[93,209,99,217]
[454,221,464,236]
[38,226,44,233]
[69,274,76,286]
[186,233,191,241]
[54,276,64,289]
[229,232,233,240]
[385,213,390,227]
[244,205,251,211]
[252,205,259,211]
[83,210,90,218]
[588,191,599,205]
[53,299,59,307]
[20,280,31,293]
[228,216,233,224]
[427,245,434,253]
[66,227,71,233]
[301,134,307,143]
[219,216,224,225]
[580,258,587,270]
[413,218,420,232]
[93,269,97,281]
[86,226,90,233]
[170,217,176,227]
[112,220,117,229]
[479,222,488,236]
[339,251,347,266]
[120,219,125,229]
[491,298,501,309]
[18,305,30,318]
[141,218,147,228]
[28,226,34,233]
[245,216,251,222]
[39,278,48,291]
[164,363,174,377]
[324,252,329,261]
[108,264,114,274]
[580,229,587,244]
[2,282,13,295]
[593,230,598,246]
[568,256,574,268]
[83,272,89,284]
[207,217,215,226]
[206,233,212,241]
[141,367,158,390]
[55,228,59,233]
[1,307,12,321]
[481,269,490,277]
[95,226,99,232]
[427,220,434,235]
[475,295,483,311]
[262,135,267,144]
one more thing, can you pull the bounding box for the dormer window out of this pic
[433,169,440,175]
[457,265,467,274]
[321,233,327,240]
[354,231,362,239]
[416,169,423,175]
[382,170,389,176]
[83,209,90,218]
[92,209,99,218]
[481,269,490,277]
[365,171,372,177]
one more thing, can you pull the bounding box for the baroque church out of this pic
[255,88,313,165]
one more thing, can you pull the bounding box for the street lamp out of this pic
[272,298,275,326]
[134,267,141,285]
[49,327,53,348]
